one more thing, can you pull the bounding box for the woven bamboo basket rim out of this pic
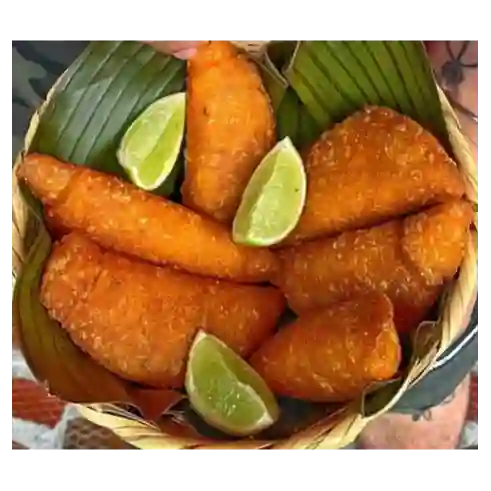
[12,41,478,449]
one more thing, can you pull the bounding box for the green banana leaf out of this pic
[259,41,323,150]
[13,41,186,416]
[257,54,289,113]
[276,89,321,150]
[281,41,450,150]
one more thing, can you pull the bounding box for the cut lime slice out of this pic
[117,92,186,191]
[232,136,306,246]
[185,331,279,437]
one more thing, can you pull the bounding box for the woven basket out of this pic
[12,41,478,449]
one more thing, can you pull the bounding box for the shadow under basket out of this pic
[12,41,477,449]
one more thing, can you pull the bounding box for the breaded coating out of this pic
[182,41,276,223]
[43,208,69,239]
[40,234,286,388]
[17,154,278,284]
[401,200,473,285]
[285,106,465,244]
[250,293,401,403]
[276,200,473,334]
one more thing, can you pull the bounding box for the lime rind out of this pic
[185,331,279,437]
[232,136,306,247]
[117,92,186,191]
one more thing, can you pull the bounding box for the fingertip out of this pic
[173,48,198,60]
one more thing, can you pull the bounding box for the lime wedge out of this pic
[232,136,306,246]
[117,92,186,191]
[185,331,279,437]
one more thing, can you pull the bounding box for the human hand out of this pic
[143,41,200,60]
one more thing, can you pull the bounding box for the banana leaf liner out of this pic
[12,41,477,449]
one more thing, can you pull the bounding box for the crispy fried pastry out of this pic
[285,106,465,244]
[182,41,275,223]
[17,154,278,283]
[276,200,473,334]
[41,233,285,388]
[250,293,401,403]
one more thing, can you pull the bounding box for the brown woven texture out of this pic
[12,42,478,449]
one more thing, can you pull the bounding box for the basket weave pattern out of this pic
[12,41,478,449]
